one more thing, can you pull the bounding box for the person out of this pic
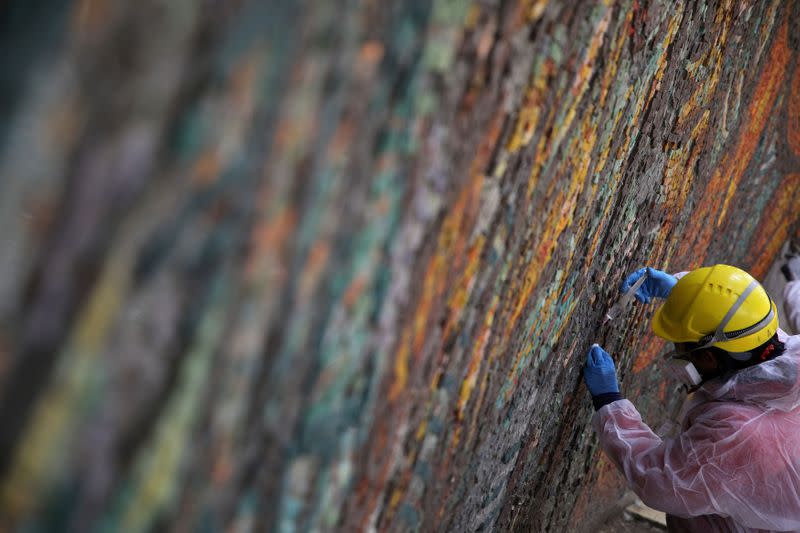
[584,263,800,532]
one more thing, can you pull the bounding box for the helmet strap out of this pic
[708,335,785,378]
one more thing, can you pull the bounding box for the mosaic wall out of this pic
[1,0,799,531]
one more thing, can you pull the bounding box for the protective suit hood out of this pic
[693,330,800,413]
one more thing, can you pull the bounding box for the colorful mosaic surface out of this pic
[0,0,798,531]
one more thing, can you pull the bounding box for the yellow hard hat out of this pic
[652,264,778,353]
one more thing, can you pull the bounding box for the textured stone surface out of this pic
[0,0,798,531]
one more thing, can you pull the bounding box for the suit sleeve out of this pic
[591,399,750,519]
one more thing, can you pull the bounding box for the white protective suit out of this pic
[593,280,800,532]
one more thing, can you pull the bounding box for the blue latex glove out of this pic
[583,344,619,396]
[620,267,677,303]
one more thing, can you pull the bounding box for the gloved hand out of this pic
[621,267,677,303]
[583,344,619,396]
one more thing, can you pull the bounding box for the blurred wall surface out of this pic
[1,0,799,531]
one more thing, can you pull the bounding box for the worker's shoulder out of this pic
[688,399,763,429]
[692,398,800,436]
